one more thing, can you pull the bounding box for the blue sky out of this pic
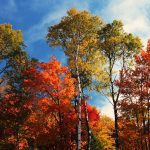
[0,0,150,118]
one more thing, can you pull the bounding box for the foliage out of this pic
[0,8,149,150]
[90,133,103,150]
[0,24,24,78]
[23,57,77,149]
[0,23,37,150]
[82,104,115,149]
[116,40,150,149]
[47,8,107,90]
[99,19,142,149]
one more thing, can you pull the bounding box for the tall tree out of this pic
[116,40,150,149]
[98,20,142,149]
[47,8,106,150]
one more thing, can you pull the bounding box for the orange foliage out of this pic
[22,57,77,149]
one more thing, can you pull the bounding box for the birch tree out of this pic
[47,8,106,150]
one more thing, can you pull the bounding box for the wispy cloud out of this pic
[25,9,66,44]
[25,0,90,45]
[25,0,150,49]
[98,0,150,46]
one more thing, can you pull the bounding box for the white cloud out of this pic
[99,100,114,119]
[98,0,150,47]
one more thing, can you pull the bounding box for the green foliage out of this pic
[99,20,142,67]
[0,24,25,76]
[0,23,38,92]
[0,24,23,60]
[47,8,108,90]
[90,133,103,150]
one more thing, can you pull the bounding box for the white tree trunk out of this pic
[84,98,91,150]
[75,45,82,150]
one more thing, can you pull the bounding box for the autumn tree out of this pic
[46,8,106,150]
[0,93,32,149]
[98,20,142,149]
[88,106,115,149]
[116,40,150,149]
[83,103,115,149]
[0,23,38,149]
[23,57,77,149]
[94,116,115,149]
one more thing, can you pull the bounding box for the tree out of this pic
[84,104,115,149]
[0,23,37,96]
[0,23,38,149]
[89,110,115,149]
[0,93,32,149]
[23,57,77,149]
[0,24,24,78]
[98,20,142,149]
[116,40,150,149]
[46,8,106,150]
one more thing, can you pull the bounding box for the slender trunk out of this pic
[147,97,150,150]
[109,55,120,150]
[75,45,82,150]
[83,98,91,150]
[114,104,119,150]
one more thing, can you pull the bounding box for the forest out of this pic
[0,8,149,150]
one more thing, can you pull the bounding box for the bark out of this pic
[109,55,120,150]
[75,45,82,150]
[114,104,119,150]
[147,97,150,150]
[83,98,91,150]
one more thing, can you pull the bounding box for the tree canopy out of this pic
[0,8,149,150]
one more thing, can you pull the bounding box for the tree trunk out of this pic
[114,104,119,150]
[109,56,120,150]
[147,97,150,150]
[83,98,91,150]
[75,45,82,150]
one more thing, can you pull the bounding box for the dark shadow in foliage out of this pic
[90,133,103,150]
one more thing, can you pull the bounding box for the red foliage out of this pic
[87,105,100,123]
[117,40,150,149]
[22,57,77,149]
